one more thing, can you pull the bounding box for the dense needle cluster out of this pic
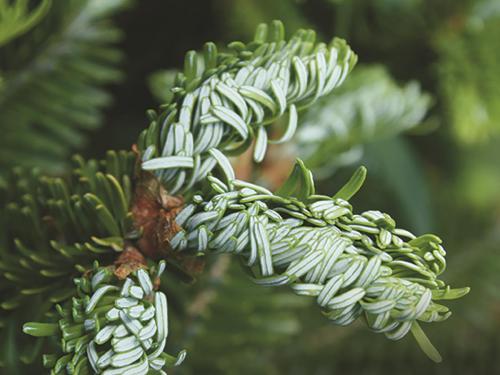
[168,165,468,360]
[139,21,357,193]
[23,262,185,374]
[0,151,135,310]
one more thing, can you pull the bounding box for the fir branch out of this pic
[0,20,469,372]
[183,260,307,373]
[169,164,469,361]
[138,20,357,194]
[0,0,127,173]
[23,260,186,374]
[0,151,136,312]
[437,6,500,144]
[0,150,136,371]
[297,66,432,172]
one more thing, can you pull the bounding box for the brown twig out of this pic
[132,172,184,259]
[113,244,147,280]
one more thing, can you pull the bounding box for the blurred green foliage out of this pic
[436,0,500,144]
[296,65,432,173]
[0,0,128,174]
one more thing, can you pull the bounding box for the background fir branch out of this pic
[435,4,500,144]
[180,261,308,375]
[295,65,431,174]
[358,137,434,234]
[0,0,128,174]
[0,150,135,371]
[0,150,135,311]
[156,253,309,375]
